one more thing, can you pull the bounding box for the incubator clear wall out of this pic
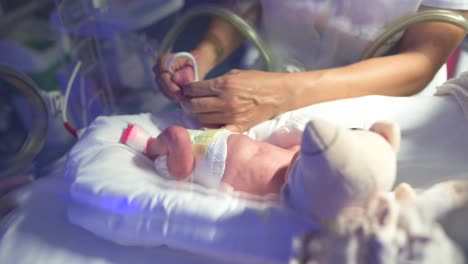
[0,0,184,185]
[53,0,180,131]
[0,0,73,184]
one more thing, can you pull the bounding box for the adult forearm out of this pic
[283,54,435,108]
[281,19,466,112]
[192,18,247,77]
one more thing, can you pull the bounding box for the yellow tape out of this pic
[187,129,225,156]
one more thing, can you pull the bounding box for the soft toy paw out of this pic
[289,180,468,264]
[283,118,468,263]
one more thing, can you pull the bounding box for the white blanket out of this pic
[436,71,468,121]
[0,164,240,264]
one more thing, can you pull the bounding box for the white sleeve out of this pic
[422,0,468,10]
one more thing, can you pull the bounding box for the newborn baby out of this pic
[121,124,299,195]
[121,117,398,204]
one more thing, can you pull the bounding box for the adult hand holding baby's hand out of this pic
[154,51,205,102]
[181,69,291,132]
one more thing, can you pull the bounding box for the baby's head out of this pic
[282,118,400,220]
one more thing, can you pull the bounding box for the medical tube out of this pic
[161,7,467,70]
[361,9,468,60]
[0,65,48,179]
[166,52,199,82]
[62,60,82,138]
[158,5,275,72]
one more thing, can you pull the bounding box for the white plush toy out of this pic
[283,118,468,263]
[282,118,400,221]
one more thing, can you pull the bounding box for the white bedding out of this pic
[247,95,468,187]
[66,93,468,263]
[0,164,238,264]
[2,93,468,264]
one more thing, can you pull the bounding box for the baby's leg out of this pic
[121,124,195,179]
[149,126,195,179]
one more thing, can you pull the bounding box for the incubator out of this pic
[0,0,183,183]
[0,65,47,186]
[52,0,183,131]
[2,1,467,183]
[1,1,468,263]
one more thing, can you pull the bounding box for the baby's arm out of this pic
[121,124,194,180]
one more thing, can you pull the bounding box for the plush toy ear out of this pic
[369,121,401,152]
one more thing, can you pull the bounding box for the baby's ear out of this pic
[369,121,401,152]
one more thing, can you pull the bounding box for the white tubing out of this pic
[63,60,82,125]
[166,52,199,81]
[166,52,199,120]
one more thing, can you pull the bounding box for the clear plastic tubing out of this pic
[361,9,468,60]
[160,7,468,69]
[159,5,275,72]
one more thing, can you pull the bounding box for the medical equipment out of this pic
[3,4,468,264]
[0,65,48,182]
[51,0,183,134]
[161,6,468,72]
[0,0,183,194]
[159,5,275,72]
[166,51,200,117]
[167,51,200,81]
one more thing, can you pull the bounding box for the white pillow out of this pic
[65,111,317,264]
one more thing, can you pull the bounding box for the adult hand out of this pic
[181,69,290,132]
[153,52,202,102]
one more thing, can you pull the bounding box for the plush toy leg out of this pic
[418,180,468,220]
[394,182,417,203]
